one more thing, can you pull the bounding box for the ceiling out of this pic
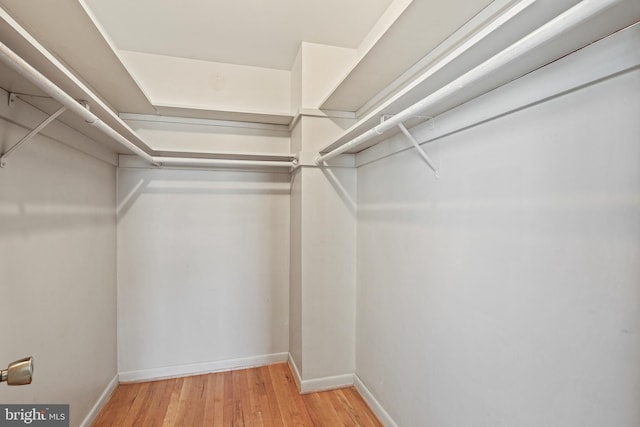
[0,0,510,122]
[0,0,423,122]
[1,0,637,158]
[83,0,395,71]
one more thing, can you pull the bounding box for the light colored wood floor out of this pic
[93,363,382,426]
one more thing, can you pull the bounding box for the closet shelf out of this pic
[0,12,297,170]
[152,105,293,127]
[316,0,638,163]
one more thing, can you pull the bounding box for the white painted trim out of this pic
[287,353,354,394]
[118,154,294,175]
[118,352,289,383]
[317,0,415,111]
[119,154,295,168]
[298,373,354,394]
[76,0,156,107]
[153,104,293,126]
[79,374,119,427]
[289,108,356,132]
[356,22,640,168]
[120,113,290,133]
[354,0,531,118]
[296,151,355,168]
[354,375,398,427]
[287,354,303,392]
[356,0,415,61]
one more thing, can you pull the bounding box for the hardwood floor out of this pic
[93,363,382,426]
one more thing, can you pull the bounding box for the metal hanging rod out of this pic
[153,157,297,168]
[315,0,623,165]
[0,41,296,170]
[0,40,156,164]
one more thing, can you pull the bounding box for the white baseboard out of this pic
[287,353,354,394]
[80,358,392,426]
[354,375,398,427]
[287,354,303,391]
[299,373,354,394]
[79,373,119,427]
[119,352,289,383]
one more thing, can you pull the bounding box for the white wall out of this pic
[290,47,303,114]
[117,167,290,378]
[299,166,356,381]
[355,28,640,426]
[288,109,357,389]
[289,169,303,371]
[0,97,117,427]
[299,43,355,109]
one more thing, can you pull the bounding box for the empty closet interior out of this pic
[0,0,639,426]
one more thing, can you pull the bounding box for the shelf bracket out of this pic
[397,122,438,178]
[1,105,66,168]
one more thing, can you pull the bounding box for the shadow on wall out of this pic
[0,209,115,236]
[117,167,291,218]
[320,167,357,216]
[0,135,115,236]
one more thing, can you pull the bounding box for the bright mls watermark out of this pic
[0,405,68,426]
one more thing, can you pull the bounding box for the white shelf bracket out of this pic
[8,93,16,108]
[0,105,66,168]
[397,122,438,178]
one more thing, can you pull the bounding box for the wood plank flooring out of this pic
[93,363,382,426]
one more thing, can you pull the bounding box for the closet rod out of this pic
[0,41,297,170]
[153,157,296,168]
[0,41,156,164]
[315,0,622,165]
